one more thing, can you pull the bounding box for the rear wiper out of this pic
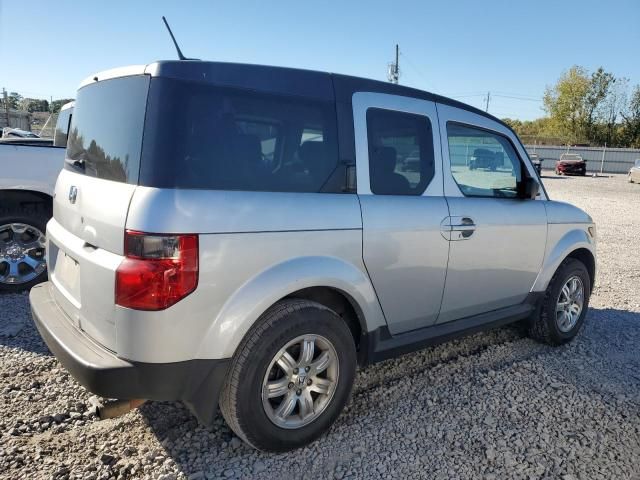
[65,157,86,171]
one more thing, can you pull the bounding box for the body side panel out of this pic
[435,103,548,323]
[0,143,65,196]
[352,92,450,333]
[531,223,596,292]
[113,229,383,362]
[126,188,362,234]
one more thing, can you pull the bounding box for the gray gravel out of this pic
[1,172,639,480]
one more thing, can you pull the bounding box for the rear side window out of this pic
[66,76,149,183]
[140,78,340,192]
[366,108,434,195]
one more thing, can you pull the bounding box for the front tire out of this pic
[219,299,357,452]
[528,258,591,346]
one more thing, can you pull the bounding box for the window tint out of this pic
[447,123,522,198]
[54,106,72,147]
[140,77,340,192]
[366,108,434,195]
[66,76,148,183]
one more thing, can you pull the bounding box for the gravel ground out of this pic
[1,172,639,480]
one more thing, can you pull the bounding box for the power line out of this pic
[451,94,486,99]
[399,51,436,91]
[492,94,542,102]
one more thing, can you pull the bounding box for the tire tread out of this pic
[219,299,332,449]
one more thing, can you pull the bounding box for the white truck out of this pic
[0,102,73,292]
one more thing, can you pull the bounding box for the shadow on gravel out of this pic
[2,286,638,478]
[541,175,570,180]
[0,292,51,356]
[132,307,640,478]
[543,307,640,399]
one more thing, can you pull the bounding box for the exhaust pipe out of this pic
[97,399,146,420]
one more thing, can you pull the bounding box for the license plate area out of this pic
[52,247,81,307]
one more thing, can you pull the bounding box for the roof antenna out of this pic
[162,16,191,60]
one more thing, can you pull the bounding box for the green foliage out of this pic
[50,99,75,114]
[19,98,50,113]
[515,65,640,147]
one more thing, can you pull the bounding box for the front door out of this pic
[436,104,547,324]
[354,92,450,334]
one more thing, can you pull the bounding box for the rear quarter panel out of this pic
[119,189,384,362]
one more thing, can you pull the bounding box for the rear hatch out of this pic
[48,74,149,350]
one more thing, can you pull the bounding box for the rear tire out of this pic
[219,299,357,452]
[0,206,50,293]
[528,258,591,346]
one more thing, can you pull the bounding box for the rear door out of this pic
[354,92,450,334]
[48,74,149,349]
[436,104,547,324]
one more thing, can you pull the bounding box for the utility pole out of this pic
[387,44,400,84]
[485,91,491,112]
[2,88,9,130]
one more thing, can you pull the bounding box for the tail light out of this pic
[115,230,198,310]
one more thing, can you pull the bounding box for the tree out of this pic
[584,68,614,140]
[50,99,75,113]
[9,92,22,109]
[597,77,628,146]
[621,85,640,148]
[543,66,591,144]
[3,92,23,110]
[20,98,50,113]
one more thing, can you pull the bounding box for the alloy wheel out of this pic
[261,334,339,429]
[555,275,584,333]
[0,223,46,285]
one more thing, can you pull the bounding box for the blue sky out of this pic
[1,0,638,120]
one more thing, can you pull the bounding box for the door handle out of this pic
[449,217,476,239]
[440,217,476,241]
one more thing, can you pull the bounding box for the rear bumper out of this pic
[30,282,230,425]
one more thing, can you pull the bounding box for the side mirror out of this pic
[521,176,539,199]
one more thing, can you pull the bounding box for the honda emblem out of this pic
[69,186,78,204]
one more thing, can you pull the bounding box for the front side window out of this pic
[366,108,435,195]
[447,123,522,198]
[140,78,339,193]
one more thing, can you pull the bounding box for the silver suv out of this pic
[30,61,596,452]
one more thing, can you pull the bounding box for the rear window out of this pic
[65,76,149,183]
[139,77,340,192]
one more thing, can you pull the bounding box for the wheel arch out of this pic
[532,227,596,293]
[195,256,386,361]
[565,247,596,291]
[283,286,368,364]
[0,189,53,214]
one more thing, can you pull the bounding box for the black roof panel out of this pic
[150,60,508,127]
